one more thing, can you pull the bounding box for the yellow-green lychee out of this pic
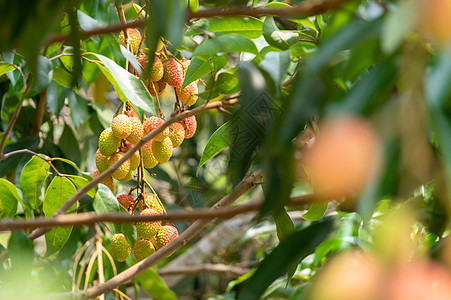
[144,116,169,142]
[99,128,121,156]
[164,58,184,88]
[177,81,198,106]
[133,238,156,261]
[92,169,115,194]
[110,233,131,262]
[117,194,135,211]
[110,153,131,180]
[168,122,185,148]
[95,149,111,173]
[122,144,140,170]
[152,137,173,163]
[136,208,162,239]
[138,55,164,82]
[179,115,197,139]
[139,193,164,212]
[155,225,179,250]
[148,78,167,97]
[111,114,131,139]
[126,117,145,144]
[117,170,133,182]
[118,28,141,53]
[141,140,158,168]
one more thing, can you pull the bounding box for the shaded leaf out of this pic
[52,67,78,93]
[193,34,259,57]
[263,17,299,51]
[181,55,227,90]
[24,55,53,97]
[19,154,50,210]
[197,121,230,174]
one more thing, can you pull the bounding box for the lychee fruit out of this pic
[156,225,178,250]
[110,152,131,180]
[117,194,135,211]
[111,114,131,139]
[126,108,138,118]
[92,169,115,194]
[126,117,145,144]
[133,238,156,261]
[110,233,131,262]
[138,55,164,82]
[177,81,198,106]
[168,122,185,148]
[180,115,197,139]
[117,170,133,182]
[144,116,170,142]
[152,137,173,163]
[122,144,140,170]
[135,208,162,239]
[118,28,141,54]
[141,140,158,169]
[139,193,164,212]
[148,78,167,97]
[181,58,191,74]
[95,149,111,173]
[99,128,121,156]
[164,58,184,88]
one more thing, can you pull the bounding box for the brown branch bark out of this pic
[44,0,351,47]
[0,98,25,157]
[0,195,312,231]
[31,90,47,137]
[27,98,238,241]
[58,171,263,299]
[158,263,251,276]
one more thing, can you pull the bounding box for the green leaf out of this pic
[259,50,292,86]
[24,55,53,97]
[52,67,78,93]
[57,124,81,165]
[263,17,299,51]
[197,121,230,174]
[8,231,34,279]
[180,55,227,90]
[43,176,77,255]
[136,268,177,300]
[90,53,156,117]
[273,208,296,286]
[67,175,97,198]
[236,217,335,300]
[0,178,20,217]
[302,202,328,221]
[189,0,199,12]
[197,71,240,99]
[0,62,16,77]
[19,154,50,210]
[193,34,259,57]
[187,17,263,39]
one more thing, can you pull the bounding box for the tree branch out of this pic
[0,195,312,231]
[158,263,251,276]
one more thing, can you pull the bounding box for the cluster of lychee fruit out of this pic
[110,192,179,262]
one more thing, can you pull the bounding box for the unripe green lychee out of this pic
[118,28,141,54]
[117,194,135,210]
[92,169,115,194]
[122,144,140,170]
[138,55,164,82]
[95,149,111,173]
[117,170,133,182]
[110,233,131,262]
[110,153,131,180]
[133,238,156,261]
[179,115,197,139]
[136,208,161,239]
[168,122,185,148]
[139,193,164,212]
[99,128,121,156]
[141,140,158,169]
[126,117,145,144]
[144,116,170,142]
[111,114,131,139]
[148,78,167,97]
[152,137,173,163]
[164,58,184,88]
[156,225,179,250]
[177,81,198,106]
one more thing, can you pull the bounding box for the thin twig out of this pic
[158,263,251,276]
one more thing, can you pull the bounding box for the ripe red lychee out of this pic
[164,58,184,88]
[144,116,170,142]
[179,115,197,139]
[168,122,185,148]
[155,225,178,250]
[92,169,115,194]
[117,194,135,211]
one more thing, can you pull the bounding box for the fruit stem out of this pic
[150,81,165,119]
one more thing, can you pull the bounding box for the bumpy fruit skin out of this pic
[138,55,164,82]
[111,114,131,139]
[118,28,141,53]
[117,170,133,182]
[126,108,139,118]
[92,169,115,194]
[181,58,190,74]
[136,208,162,239]
[133,238,156,261]
[148,78,167,97]
[117,194,135,210]
[110,233,131,262]
[144,116,169,142]
[152,137,173,163]
[126,117,145,144]
[99,128,121,156]
[141,140,158,168]
[168,123,185,148]
[177,81,198,106]
[139,193,164,212]
[95,149,111,173]
[110,153,131,180]
[180,115,197,139]
[156,225,179,250]
[164,58,184,88]
[122,144,140,170]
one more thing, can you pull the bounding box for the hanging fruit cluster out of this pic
[92,26,201,262]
